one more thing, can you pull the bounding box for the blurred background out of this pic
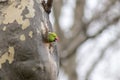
[51,0,120,80]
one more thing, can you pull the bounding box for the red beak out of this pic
[55,36,59,41]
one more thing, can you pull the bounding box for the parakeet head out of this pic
[48,32,59,42]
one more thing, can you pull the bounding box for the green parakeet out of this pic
[48,32,58,42]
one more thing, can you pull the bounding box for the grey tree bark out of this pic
[0,0,59,80]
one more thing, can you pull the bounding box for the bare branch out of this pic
[60,0,118,54]
[60,33,87,59]
[84,0,118,29]
[88,16,120,38]
[60,0,86,49]
[53,0,65,43]
[85,35,120,80]
[70,0,118,38]
[61,16,120,59]
[70,0,85,34]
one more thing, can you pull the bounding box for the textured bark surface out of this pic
[0,0,59,80]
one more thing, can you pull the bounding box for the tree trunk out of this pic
[0,0,59,80]
[62,54,77,80]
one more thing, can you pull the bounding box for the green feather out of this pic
[48,32,58,42]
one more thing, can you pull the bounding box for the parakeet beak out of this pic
[55,36,59,41]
